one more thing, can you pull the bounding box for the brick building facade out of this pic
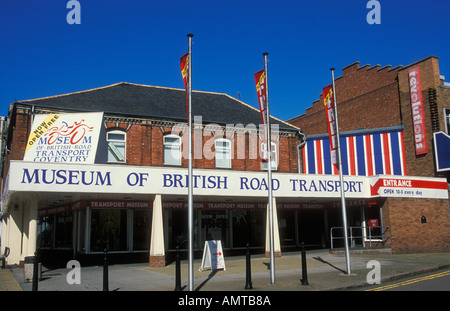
[0,83,305,267]
[289,56,450,254]
[0,57,448,269]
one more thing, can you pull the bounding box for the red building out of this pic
[289,56,450,253]
[0,83,303,267]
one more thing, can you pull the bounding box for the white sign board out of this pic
[370,175,449,199]
[199,240,226,272]
[23,112,104,164]
[6,161,449,200]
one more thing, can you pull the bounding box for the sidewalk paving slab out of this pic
[1,250,449,292]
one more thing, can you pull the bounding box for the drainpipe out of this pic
[296,130,306,173]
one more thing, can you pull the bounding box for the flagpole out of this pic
[330,67,351,275]
[187,33,194,291]
[264,52,275,284]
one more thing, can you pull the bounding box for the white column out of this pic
[4,200,23,265]
[21,200,29,257]
[27,193,38,257]
[265,197,281,257]
[149,194,165,266]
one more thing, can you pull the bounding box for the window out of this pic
[90,209,128,252]
[107,130,126,163]
[215,138,231,169]
[261,142,278,170]
[37,216,53,248]
[133,209,152,251]
[232,210,265,248]
[37,214,73,249]
[201,210,229,248]
[445,108,450,134]
[55,214,73,248]
[164,135,181,166]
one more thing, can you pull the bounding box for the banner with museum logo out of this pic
[23,112,104,164]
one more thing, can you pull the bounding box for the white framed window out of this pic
[215,138,231,169]
[107,130,126,163]
[261,141,278,171]
[164,135,181,166]
[445,108,450,134]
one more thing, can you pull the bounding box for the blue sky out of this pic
[0,0,449,121]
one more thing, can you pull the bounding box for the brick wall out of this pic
[149,255,165,267]
[397,57,442,177]
[289,56,450,180]
[289,62,401,136]
[383,197,450,253]
[2,111,31,180]
[107,121,300,172]
[5,112,300,175]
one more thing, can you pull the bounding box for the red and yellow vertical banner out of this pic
[323,86,338,167]
[254,69,267,127]
[180,52,189,119]
[254,69,268,160]
[180,53,189,90]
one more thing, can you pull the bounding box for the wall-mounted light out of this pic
[421,216,427,224]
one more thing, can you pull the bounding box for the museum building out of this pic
[0,55,449,268]
[0,82,305,267]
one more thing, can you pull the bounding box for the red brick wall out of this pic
[289,56,450,180]
[289,57,450,255]
[6,113,300,175]
[383,198,450,253]
[397,57,443,177]
[289,62,401,136]
[2,111,32,180]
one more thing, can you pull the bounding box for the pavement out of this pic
[1,249,449,292]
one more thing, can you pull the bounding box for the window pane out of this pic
[55,214,73,248]
[216,158,229,168]
[232,210,265,248]
[201,210,229,248]
[107,131,126,163]
[164,146,181,165]
[108,133,125,141]
[215,140,229,149]
[215,150,230,168]
[446,108,450,134]
[90,209,128,252]
[37,216,54,248]
[164,136,180,145]
[164,136,181,165]
[215,140,231,168]
[261,142,278,170]
[133,209,152,251]
[108,142,125,162]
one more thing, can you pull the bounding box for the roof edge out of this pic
[15,82,236,104]
[306,124,404,140]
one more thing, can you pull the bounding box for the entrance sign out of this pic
[199,240,225,272]
[24,112,104,164]
[370,175,448,199]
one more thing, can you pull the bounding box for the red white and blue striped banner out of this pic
[302,129,407,176]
